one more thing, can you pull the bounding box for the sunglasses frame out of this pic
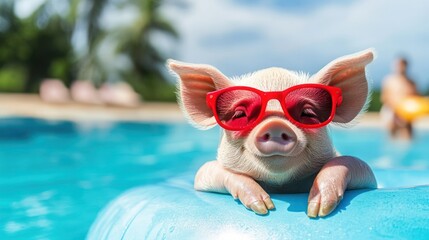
[206,83,343,131]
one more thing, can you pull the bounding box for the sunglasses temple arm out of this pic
[206,94,213,109]
[337,95,343,107]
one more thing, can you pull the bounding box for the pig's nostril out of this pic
[254,122,297,156]
[262,133,270,141]
[281,133,289,141]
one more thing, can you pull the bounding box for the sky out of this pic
[162,0,429,91]
[12,0,429,91]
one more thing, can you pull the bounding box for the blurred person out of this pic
[380,57,419,139]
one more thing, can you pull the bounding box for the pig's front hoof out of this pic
[306,158,350,218]
[225,172,275,215]
[307,200,340,218]
[249,197,275,215]
[307,175,345,218]
[307,202,320,218]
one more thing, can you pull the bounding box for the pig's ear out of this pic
[167,59,233,129]
[310,49,374,123]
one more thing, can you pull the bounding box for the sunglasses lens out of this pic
[285,87,333,126]
[215,89,262,130]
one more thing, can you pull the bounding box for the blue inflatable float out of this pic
[88,170,429,239]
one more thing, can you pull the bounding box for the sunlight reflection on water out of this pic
[1,118,428,239]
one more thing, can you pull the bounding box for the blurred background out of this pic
[2,1,429,238]
[0,0,428,109]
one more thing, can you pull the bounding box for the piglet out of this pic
[167,49,377,218]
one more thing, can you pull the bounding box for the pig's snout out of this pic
[254,119,297,156]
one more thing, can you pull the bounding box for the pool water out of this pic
[1,118,428,239]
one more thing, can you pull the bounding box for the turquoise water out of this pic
[1,118,428,239]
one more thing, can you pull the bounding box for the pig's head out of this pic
[168,50,374,185]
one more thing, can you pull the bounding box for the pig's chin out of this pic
[254,154,300,172]
[246,141,307,174]
[236,150,305,183]
[240,145,305,173]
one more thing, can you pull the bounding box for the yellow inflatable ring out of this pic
[395,96,429,122]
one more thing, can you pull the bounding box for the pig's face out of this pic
[168,49,373,185]
[216,68,336,185]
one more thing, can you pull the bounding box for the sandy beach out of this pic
[0,94,184,123]
[1,93,429,129]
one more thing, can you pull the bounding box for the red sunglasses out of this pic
[206,84,343,131]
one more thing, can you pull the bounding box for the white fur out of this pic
[217,70,336,186]
[168,49,373,190]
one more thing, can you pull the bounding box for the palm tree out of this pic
[0,0,180,100]
[73,0,109,85]
[118,0,179,78]
[0,0,79,92]
[77,0,180,100]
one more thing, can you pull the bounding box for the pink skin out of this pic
[253,119,297,156]
[197,116,376,217]
[168,49,377,218]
